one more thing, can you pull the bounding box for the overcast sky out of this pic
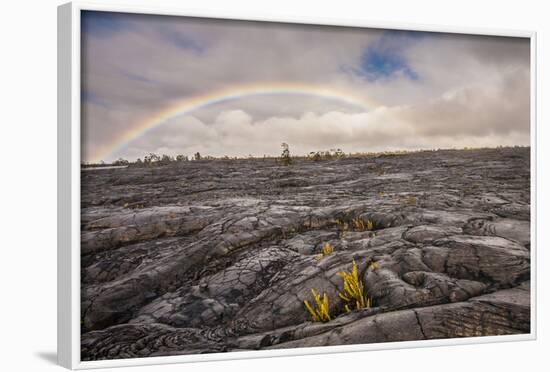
[81,11,530,163]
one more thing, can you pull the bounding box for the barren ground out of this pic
[80,147,531,360]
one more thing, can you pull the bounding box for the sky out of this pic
[81,11,530,163]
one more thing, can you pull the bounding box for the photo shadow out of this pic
[35,351,57,365]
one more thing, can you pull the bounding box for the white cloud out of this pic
[81,12,530,162]
[113,78,529,161]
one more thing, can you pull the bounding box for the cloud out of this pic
[112,73,529,161]
[81,11,135,38]
[80,11,530,163]
[341,30,423,81]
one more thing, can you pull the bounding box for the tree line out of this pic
[82,145,524,168]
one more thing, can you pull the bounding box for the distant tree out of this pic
[113,158,130,166]
[160,154,174,165]
[175,154,188,162]
[144,153,160,165]
[280,143,291,166]
[310,151,321,162]
[194,152,201,161]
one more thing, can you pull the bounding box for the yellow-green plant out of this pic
[304,289,331,322]
[352,217,374,231]
[406,196,418,206]
[321,242,334,256]
[335,219,348,232]
[366,219,374,231]
[338,260,372,312]
[352,217,366,231]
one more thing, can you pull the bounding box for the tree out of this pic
[160,154,174,165]
[280,143,291,166]
[310,151,322,161]
[175,154,188,162]
[113,158,129,166]
[144,153,160,165]
[194,152,201,161]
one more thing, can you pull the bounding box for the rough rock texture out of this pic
[80,147,531,360]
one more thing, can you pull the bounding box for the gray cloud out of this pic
[81,11,530,162]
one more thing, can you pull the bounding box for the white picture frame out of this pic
[58,1,537,369]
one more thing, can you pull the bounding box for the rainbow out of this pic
[94,82,375,162]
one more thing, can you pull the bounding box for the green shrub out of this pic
[304,289,331,322]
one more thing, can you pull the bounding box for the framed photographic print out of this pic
[58,1,536,369]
